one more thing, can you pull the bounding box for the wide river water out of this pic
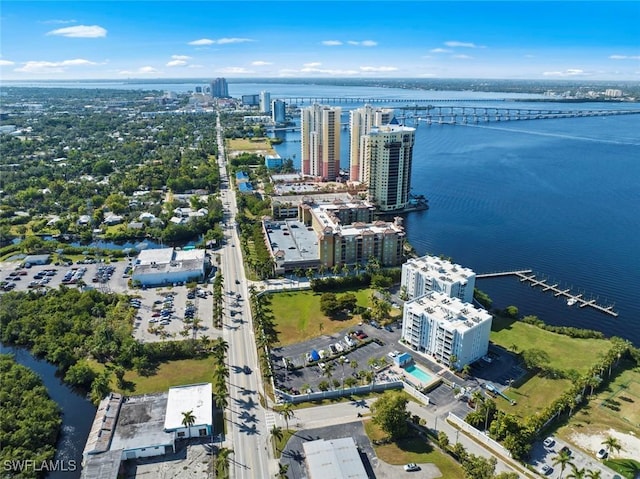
[2,80,639,477]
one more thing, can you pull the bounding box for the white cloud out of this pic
[118,66,159,75]
[15,58,98,73]
[187,64,204,69]
[360,40,377,47]
[322,40,343,46]
[430,48,452,54]
[166,55,192,67]
[542,69,587,77]
[188,37,252,46]
[218,66,253,74]
[609,55,640,60]
[445,41,480,48]
[217,37,252,44]
[303,62,322,68]
[40,19,77,25]
[46,25,107,38]
[251,61,273,66]
[300,66,359,75]
[0,60,15,66]
[359,66,398,72]
[453,54,473,60]
[188,38,214,46]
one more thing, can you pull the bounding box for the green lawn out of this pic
[89,356,215,395]
[268,288,374,346]
[491,316,610,373]
[364,420,464,477]
[272,429,296,458]
[498,374,573,420]
[603,459,640,479]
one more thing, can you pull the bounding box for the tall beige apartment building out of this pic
[301,104,341,181]
[363,122,416,211]
[349,105,394,181]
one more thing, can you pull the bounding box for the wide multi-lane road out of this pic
[215,112,270,479]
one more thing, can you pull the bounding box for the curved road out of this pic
[215,112,271,479]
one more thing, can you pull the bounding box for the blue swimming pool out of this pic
[404,364,433,383]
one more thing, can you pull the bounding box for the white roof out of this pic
[164,383,212,431]
[303,437,368,479]
[136,248,174,265]
[175,249,205,262]
[406,291,492,332]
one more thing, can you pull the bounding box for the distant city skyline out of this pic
[1,1,638,81]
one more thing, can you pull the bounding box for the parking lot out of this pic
[0,258,219,344]
[529,436,619,479]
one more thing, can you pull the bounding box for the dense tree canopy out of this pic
[0,354,62,479]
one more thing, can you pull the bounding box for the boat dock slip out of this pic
[476,270,618,317]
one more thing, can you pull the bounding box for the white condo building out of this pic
[259,91,271,114]
[402,291,492,368]
[301,104,341,181]
[362,122,415,211]
[349,105,394,181]
[402,255,476,303]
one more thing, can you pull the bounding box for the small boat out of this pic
[567,297,578,306]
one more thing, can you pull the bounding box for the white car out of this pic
[334,342,344,353]
[538,464,551,475]
[596,448,608,459]
[543,437,555,448]
[403,463,420,472]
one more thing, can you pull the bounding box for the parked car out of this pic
[560,446,572,456]
[403,463,420,472]
[596,448,608,459]
[538,464,551,475]
[543,437,555,448]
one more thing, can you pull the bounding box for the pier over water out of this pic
[477,270,618,317]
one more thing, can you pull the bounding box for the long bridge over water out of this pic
[270,103,640,130]
[477,270,618,317]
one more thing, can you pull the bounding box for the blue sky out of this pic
[1,1,639,81]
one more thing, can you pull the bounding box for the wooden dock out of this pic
[476,270,618,317]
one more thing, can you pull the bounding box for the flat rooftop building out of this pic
[402,255,476,303]
[132,247,205,286]
[165,382,213,438]
[402,291,492,369]
[303,437,368,479]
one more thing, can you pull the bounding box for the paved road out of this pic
[278,398,526,478]
[215,112,271,479]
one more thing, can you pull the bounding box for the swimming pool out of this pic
[404,364,433,384]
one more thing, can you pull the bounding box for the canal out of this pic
[0,344,96,479]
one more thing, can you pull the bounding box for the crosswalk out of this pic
[264,411,277,430]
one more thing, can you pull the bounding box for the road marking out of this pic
[265,412,276,429]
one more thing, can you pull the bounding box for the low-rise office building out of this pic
[131,248,205,286]
[401,291,492,369]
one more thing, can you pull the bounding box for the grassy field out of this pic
[89,356,215,395]
[268,288,374,346]
[557,360,640,442]
[497,374,573,419]
[491,316,611,373]
[272,429,296,458]
[603,459,640,479]
[226,137,276,155]
[364,420,464,476]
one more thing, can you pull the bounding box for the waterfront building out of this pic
[401,291,492,368]
[349,105,394,181]
[210,78,229,98]
[271,99,286,124]
[363,122,415,211]
[259,90,271,113]
[402,255,476,303]
[82,384,213,478]
[301,104,341,181]
[131,247,205,286]
[242,94,260,106]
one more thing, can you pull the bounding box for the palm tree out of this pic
[471,391,485,410]
[322,362,335,384]
[567,465,587,479]
[216,447,234,477]
[552,450,574,479]
[350,360,358,373]
[279,403,295,430]
[181,410,196,439]
[585,469,602,479]
[277,462,289,479]
[270,425,284,451]
[337,356,347,389]
[601,435,622,457]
